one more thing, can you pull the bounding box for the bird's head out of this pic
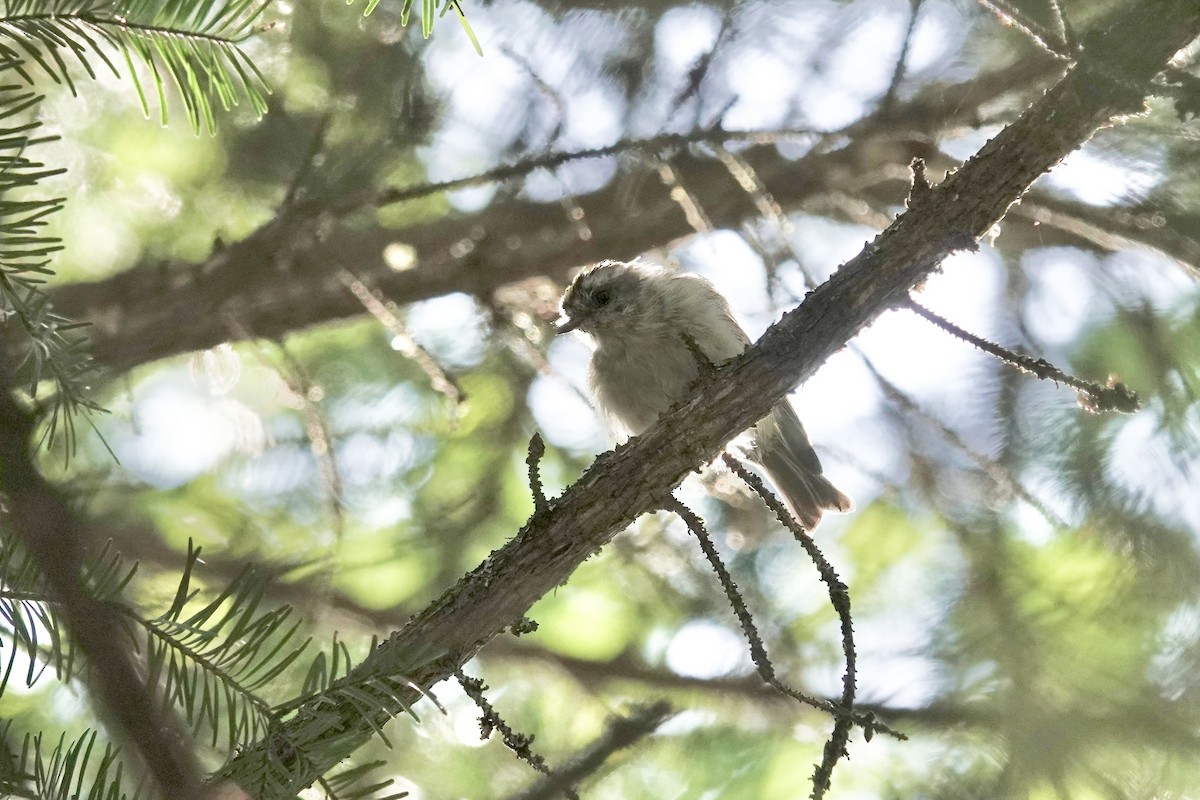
[556,261,648,336]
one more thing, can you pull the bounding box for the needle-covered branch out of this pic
[0,371,203,798]
[213,3,1200,794]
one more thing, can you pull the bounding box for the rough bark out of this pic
[211,2,1200,794]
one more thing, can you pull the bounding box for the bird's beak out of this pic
[555,315,582,335]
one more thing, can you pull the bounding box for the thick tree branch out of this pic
[211,3,1200,795]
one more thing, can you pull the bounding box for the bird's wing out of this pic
[669,273,751,364]
[767,400,824,474]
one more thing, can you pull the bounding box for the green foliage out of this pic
[0,538,135,695]
[0,0,270,133]
[0,0,273,457]
[347,0,481,56]
[141,541,309,750]
[0,725,141,800]
[0,77,102,456]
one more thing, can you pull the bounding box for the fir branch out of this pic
[0,724,146,800]
[0,538,135,694]
[345,0,481,56]
[120,541,319,755]
[0,0,271,132]
[0,77,103,458]
[318,759,409,800]
[0,365,203,798]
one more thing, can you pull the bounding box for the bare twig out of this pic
[362,127,823,213]
[664,497,895,752]
[505,702,674,800]
[501,45,567,148]
[1046,0,1078,54]
[710,142,795,291]
[656,158,714,234]
[270,341,348,606]
[855,350,1070,529]
[880,0,925,114]
[455,667,578,800]
[903,298,1141,413]
[976,0,1074,59]
[719,456,863,799]
[338,270,465,415]
[666,497,826,710]
[668,12,736,120]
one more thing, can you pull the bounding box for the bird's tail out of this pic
[756,443,853,531]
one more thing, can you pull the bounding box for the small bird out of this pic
[557,260,851,529]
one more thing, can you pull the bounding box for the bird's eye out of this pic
[593,289,610,306]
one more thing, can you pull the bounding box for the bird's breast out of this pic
[589,334,698,436]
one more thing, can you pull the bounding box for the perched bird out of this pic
[557,260,852,529]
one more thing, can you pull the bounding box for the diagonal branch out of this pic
[210,3,1200,795]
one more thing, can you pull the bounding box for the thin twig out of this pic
[668,12,736,120]
[665,498,825,706]
[975,0,1074,59]
[903,298,1141,414]
[665,497,897,750]
[338,270,466,416]
[718,456,862,800]
[709,142,794,292]
[1046,0,1078,53]
[501,44,566,147]
[498,45,593,244]
[271,341,348,607]
[855,350,1070,529]
[656,158,714,234]
[359,127,823,213]
[455,667,578,800]
[505,702,674,800]
[880,0,925,114]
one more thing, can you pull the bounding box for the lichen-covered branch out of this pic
[208,4,1200,794]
